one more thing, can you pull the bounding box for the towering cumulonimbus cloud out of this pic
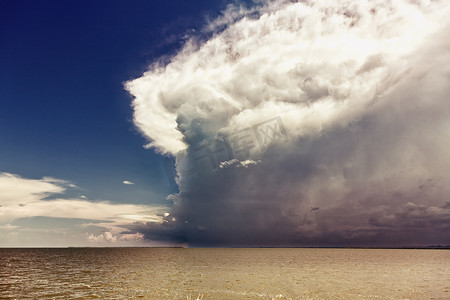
[125,0,450,246]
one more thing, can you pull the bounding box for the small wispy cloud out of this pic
[122,180,134,185]
[219,159,261,169]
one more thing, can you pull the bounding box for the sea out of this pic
[0,248,448,299]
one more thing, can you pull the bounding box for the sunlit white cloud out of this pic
[122,180,134,185]
[87,231,118,243]
[0,172,67,206]
[87,231,144,244]
[126,0,449,156]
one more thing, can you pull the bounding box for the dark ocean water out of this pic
[0,248,449,299]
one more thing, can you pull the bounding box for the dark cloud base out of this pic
[126,113,450,247]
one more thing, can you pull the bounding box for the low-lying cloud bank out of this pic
[0,172,169,246]
[126,0,450,246]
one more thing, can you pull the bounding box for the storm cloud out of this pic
[125,0,450,246]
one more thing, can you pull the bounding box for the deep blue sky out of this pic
[0,0,230,204]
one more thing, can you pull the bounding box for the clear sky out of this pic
[0,0,231,246]
[1,0,449,247]
[0,0,230,204]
